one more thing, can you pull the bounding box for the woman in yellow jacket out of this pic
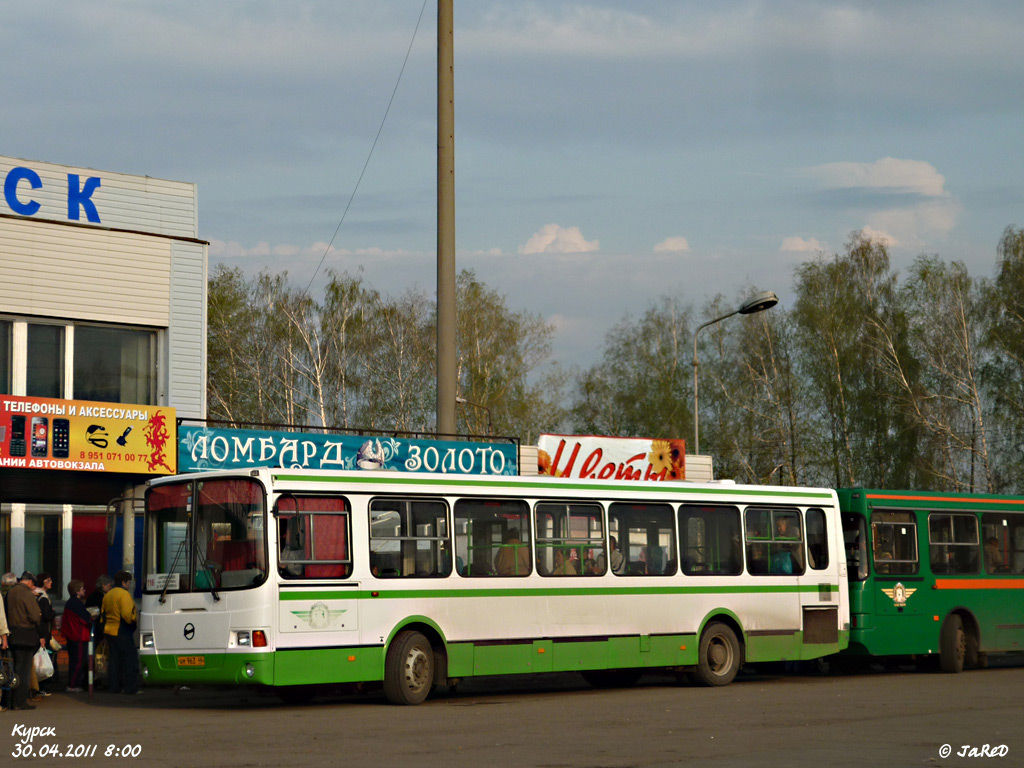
[101,571,140,695]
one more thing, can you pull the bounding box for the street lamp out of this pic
[456,396,494,436]
[692,290,779,455]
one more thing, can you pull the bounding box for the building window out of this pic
[27,323,64,398]
[74,325,156,404]
[0,319,11,394]
[25,508,63,589]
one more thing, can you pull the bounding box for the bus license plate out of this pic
[177,655,205,667]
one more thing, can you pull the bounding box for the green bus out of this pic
[839,488,1024,672]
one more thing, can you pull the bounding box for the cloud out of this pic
[653,236,690,253]
[859,227,897,248]
[863,197,963,249]
[519,224,599,255]
[779,236,823,253]
[803,157,947,197]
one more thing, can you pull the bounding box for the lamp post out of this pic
[456,396,493,436]
[692,290,778,455]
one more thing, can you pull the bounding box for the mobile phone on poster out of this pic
[10,415,27,457]
[31,416,49,457]
[53,417,70,458]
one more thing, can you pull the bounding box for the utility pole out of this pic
[436,0,457,437]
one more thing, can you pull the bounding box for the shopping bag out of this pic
[94,638,109,683]
[34,647,55,681]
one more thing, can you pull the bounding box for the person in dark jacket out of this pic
[85,574,114,645]
[34,572,57,694]
[6,572,43,710]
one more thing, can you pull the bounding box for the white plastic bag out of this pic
[34,647,54,681]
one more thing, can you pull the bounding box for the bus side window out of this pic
[455,498,532,577]
[982,513,1024,574]
[679,504,742,576]
[929,513,980,576]
[369,498,451,579]
[274,496,351,580]
[805,508,829,571]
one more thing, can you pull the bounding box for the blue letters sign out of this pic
[178,426,518,476]
[2,166,102,223]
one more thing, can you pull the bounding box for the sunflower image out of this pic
[667,439,686,480]
[648,440,673,475]
[538,449,553,475]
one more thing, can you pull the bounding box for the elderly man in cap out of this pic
[6,571,44,710]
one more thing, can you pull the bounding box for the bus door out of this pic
[868,510,923,655]
[274,496,360,651]
[798,506,842,654]
[744,507,802,656]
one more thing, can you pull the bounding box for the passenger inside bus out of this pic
[769,515,802,574]
[984,536,1004,573]
[494,528,530,576]
[551,548,578,576]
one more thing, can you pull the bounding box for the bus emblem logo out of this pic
[291,601,347,630]
[881,583,916,607]
[184,623,196,640]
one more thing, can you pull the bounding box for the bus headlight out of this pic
[141,633,155,649]
[237,631,251,647]
[244,663,256,678]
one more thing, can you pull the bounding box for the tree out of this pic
[878,256,992,491]
[453,270,566,442]
[984,226,1024,490]
[570,296,692,439]
[700,297,805,485]
[791,232,920,487]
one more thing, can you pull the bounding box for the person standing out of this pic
[102,570,140,695]
[86,575,114,644]
[61,580,92,692]
[6,572,43,710]
[33,573,57,695]
[0,586,8,711]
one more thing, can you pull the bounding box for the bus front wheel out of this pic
[384,630,434,705]
[939,614,966,673]
[692,622,741,686]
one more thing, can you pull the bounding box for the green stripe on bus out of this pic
[279,583,839,600]
[272,472,835,499]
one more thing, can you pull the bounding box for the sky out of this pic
[4,1,1024,370]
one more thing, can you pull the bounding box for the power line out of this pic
[303,0,430,297]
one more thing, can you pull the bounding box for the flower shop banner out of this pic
[537,434,686,481]
[178,425,517,475]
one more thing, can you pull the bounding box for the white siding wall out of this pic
[169,241,207,419]
[1,155,206,417]
[0,217,171,326]
[0,156,197,240]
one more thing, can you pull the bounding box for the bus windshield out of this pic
[144,477,267,594]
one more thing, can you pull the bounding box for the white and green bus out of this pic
[139,469,849,704]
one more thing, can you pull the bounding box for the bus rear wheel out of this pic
[692,622,741,687]
[939,614,966,673]
[384,630,434,705]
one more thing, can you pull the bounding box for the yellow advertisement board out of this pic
[0,395,176,475]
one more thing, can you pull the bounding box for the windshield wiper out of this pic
[159,539,188,605]
[195,546,221,602]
